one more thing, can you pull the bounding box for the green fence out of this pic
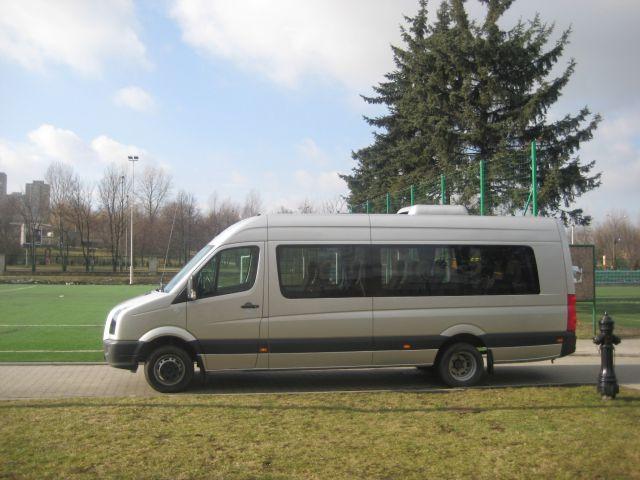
[596,270,640,285]
[350,141,539,216]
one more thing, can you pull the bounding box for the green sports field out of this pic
[576,285,640,338]
[0,284,638,363]
[0,284,152,362]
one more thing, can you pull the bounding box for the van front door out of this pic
[186,243,264,370]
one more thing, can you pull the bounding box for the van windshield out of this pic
[162,244,215,293]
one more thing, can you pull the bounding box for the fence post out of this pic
[386,192,391,213]
[410,185,415,206]
[365,200,370,214]
[531,140,538,216]
[479,160,485,216]
[0,254,4,274]
[440,174,446,205]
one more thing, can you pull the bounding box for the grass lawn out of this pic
[0,284,152,362]
[0,386,639,479]
[577,285,640,338]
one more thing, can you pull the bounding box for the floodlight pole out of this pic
[128,155,139,285]
[120,175,126,271]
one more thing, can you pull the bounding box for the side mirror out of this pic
[187,276,197,301]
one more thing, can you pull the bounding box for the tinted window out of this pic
[372,245,539,296]
[277,245,368,298]
[194,246,259,299]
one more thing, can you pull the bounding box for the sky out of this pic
[0,0,638,223]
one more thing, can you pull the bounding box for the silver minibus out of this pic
[104,208,577,392]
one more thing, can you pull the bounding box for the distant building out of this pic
[25,180,50,220]
[0,171,6,199]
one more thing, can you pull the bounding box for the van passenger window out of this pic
[372,245,539,296]
[277,245,368,298]
[194,246,259,299]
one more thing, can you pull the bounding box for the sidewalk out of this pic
[0,353,638,400]
[575,338,640,357]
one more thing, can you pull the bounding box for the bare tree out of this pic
[0,194,21,258]
[174,191,199,264]
[593,211,634,269]
[137,166,172,261]
[205,191,240,240]
[98,164,129,272]
[45,162,74,271]
[297,198,316,214]
[320,196,346,214]
[274,205,294,214]
[241,189,262,218]
[18,191,45,273]
[68,176,95,272]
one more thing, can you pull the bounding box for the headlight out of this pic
[105,307,125,337]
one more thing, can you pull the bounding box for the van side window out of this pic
[277,245,368,298]
[372,245,539,296]
[194,246,259,299]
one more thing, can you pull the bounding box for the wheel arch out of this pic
[136,327,199,363]
[434,332,487,368]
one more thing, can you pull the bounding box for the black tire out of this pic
[436,342,485,388]
[144,345,194,393]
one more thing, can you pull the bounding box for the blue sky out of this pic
[1,0,639,222]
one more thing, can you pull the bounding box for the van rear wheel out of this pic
[144,345,194,393]
[437,342,484,388]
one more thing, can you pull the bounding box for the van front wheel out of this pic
[144,345,194,393]
[437,343,484,388]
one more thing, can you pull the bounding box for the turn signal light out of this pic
[403,344,412,350]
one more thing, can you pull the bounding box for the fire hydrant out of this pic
[593,312,621,400]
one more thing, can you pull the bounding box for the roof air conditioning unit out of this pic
[396,205,469,215]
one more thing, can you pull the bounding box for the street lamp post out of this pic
[128,155,139,285]
[607,213,628,270]
[612,237,621,270]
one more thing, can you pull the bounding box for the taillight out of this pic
[567,294,577,332]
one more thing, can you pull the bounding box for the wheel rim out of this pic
[448,351,477,382]
[154,354,186,386]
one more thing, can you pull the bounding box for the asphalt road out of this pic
[0,355,638,400]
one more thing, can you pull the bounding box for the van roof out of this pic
[211,214,562,245]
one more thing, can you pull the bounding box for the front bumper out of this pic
[103,339,140,371]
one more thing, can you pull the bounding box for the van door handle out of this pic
[241,302,260,309]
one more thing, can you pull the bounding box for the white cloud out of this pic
[294,169,346,193]
[169,0,416,89]
[0,124,146,192]
[229,171,248,186]
[296,138,330,166]
[167,0,640,124]
[27,124,92,164]
[574,110,640,221]
[91,135,148,165]
[113,86,156,112]
[0,0,149,75]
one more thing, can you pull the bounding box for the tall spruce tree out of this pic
[343,0,601,224]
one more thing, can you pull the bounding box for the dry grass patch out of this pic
[1,386,639,479]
